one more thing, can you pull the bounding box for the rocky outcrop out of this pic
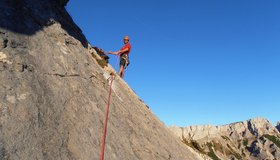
[56,0,69,7]
[0,0,203,159]
[93,46,110,64]
[169,117,280,160]
[0,0,87,48]
[277,122,280,132]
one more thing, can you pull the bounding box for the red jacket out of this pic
[120,43,131,55]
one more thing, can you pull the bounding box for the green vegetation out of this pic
[182,139,223,160]
[228,145,242,159]
[224,143,242,160]
[207,143,221,160]
[182,138,245,160]
[264,134,280,148]
[243,139,248,146]
[91,53,108,68]
[182,138,206,154]
[96,59,108,68]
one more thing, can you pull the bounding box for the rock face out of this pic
[277,122,280,132]
[169,117,280,160]
[0,0,203,160]
[57,0,69,7]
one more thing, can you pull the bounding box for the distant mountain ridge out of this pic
[169,117,280,160]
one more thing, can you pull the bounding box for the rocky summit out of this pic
[169,117,280,160]
[0,0,203,160]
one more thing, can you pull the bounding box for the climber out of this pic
[108,36,131,78]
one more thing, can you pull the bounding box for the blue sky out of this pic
[66,0,280,126]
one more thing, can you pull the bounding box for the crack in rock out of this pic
[45,73,80,78]
[43,73,102,82]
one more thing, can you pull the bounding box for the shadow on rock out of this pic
[0,0,88,48]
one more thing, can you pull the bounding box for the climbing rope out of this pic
[114,54,120,71]
[99,51,130,159]
[99,73,115,160]
[99,52,121,160]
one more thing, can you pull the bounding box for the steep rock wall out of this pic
[0,0,202,159]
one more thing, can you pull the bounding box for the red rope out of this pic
[115,54,120,70]
[99,74,115,160]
